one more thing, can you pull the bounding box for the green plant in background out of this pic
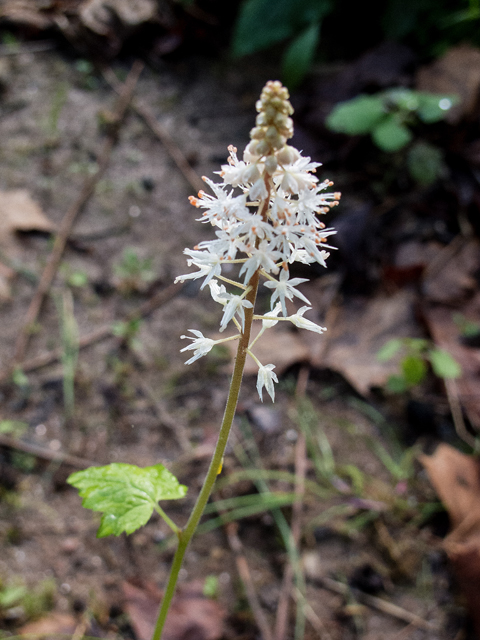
[112,318,143,350]
[56,290,80,419]
[232,0,333,89]
[325,89,458,185]
[232,0,480,88]
[377,337,461,393]
[113,248,156,295]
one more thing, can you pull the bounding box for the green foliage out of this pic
[232,0,331,87]
[326,89,458,160]
[281,22,320,90]
[378,337,461,392]
[112,318,143,350]
[0,420,28,437]
[453,312,480,337]
[407,142,444,186]
[68,463,187,537]
[114,248,156,295]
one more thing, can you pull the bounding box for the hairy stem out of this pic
[151,269,260,640]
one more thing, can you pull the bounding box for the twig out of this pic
[314,576,438,631]
[0,433,96,469]
[12,60,144,366]
[224,521,274,640]
[102,67,205,194]
[0,282,181,385]
[0,41,56,56]
[444,377,476,448]
[274,365,309,640]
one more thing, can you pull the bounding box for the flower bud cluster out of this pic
[176,81,340,401]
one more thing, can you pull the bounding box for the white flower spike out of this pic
[177,81,339,401]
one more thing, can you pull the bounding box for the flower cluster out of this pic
[177,81,339,401]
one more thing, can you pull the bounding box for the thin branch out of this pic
[12,60,144,366]
[315,576,439,631]
[0,433,96,469]
[0,282,181,385]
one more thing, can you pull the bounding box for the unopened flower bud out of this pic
[264,155,278,174]
[250,127,265,140]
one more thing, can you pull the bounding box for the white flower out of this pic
[249,177,268,201]
[176,248,223,289]
[239,240,281,284]
[207,279,228,304]
[278,157,320,194]
[219,293,253,332]
[261,302,282,328]
[181,330,216,364]
[263,268,310,316]
[256,363,278,402]
[288,306,326,334]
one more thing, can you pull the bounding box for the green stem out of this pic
[151,269,260,640]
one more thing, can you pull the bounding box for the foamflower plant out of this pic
[67,81,339,640]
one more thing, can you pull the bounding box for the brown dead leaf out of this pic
[416,45,480,123]
[420,444,480,636]
[19,612,77,638]
[312,290,420,395]
[424,301,480,430]
[422,239,480,305]
[79,0,157,36]
[0,189,54,248]
[123,580,226,640]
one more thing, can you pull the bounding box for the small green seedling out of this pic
[377,337,461,393]
[326,89,458,185]
[112,318,143,350]
[113,248,156,295]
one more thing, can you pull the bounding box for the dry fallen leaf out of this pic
[312,290,420,395]
[416,45,480,123]
[420,444,480,636]
[19,612,77,638]
[0,189,54,248]
[123,579,226,640]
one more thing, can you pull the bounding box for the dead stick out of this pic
[0,433,97,469]
[12,60,144,365]
[0,283,181,384]
[316,576,438,631]
[274,365,309,640]
[102,67,205,194]
[224,522,274,640]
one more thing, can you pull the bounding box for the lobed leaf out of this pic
[68,463,187,538]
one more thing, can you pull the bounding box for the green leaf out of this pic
[416,93,459,123]
[0,585,27,609]
[429,348,461,380]
[372,114,412,152]
[68,463,187,538]
[386,374,408,393]
[232,0,331,57]
[281,22,320,90]
[377,338,403,362]
[0,420,28,436]
[325,95,386,135]
[407,141,444,186]
[401,355,427,386]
